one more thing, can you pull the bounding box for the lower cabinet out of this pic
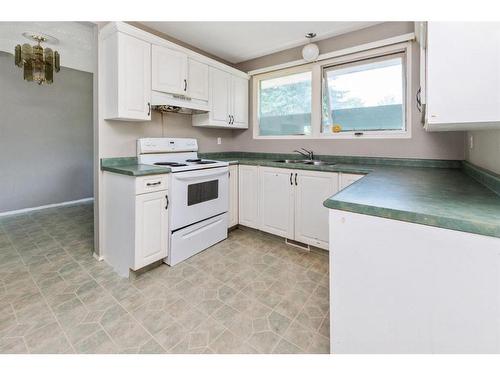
[228,165,239,228]
[259,167,295,238]
[294,169,339,249]
[134,191,168,270]
[103,172,169,277]
[238,165,259,229]
[239,165,341,250]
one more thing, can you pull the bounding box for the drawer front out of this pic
[135,175,168,195]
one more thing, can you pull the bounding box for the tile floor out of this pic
[0,202,330,354]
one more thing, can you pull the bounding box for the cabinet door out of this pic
[294,170,338,249]
[238,165,259,229]
[209,67,231,126]
[134,190,168,270]
[231,76,249,128]
[427,22,500,126]
[188,58,209,101]
[228,165,239,228]
[115,33,151,121]
[258,167,294,239]
[339,173,364,190]
[152,45,188,95]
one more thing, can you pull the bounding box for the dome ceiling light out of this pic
[302,32,319,62]
[14,32,61,85]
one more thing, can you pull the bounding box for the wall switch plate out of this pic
[469,135,474,150]
[217,137,222,145]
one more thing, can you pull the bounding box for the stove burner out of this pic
[154,162,188,167]
[186,158,202,162]
[196,160,216,165]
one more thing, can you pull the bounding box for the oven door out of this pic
[170,166,229,230]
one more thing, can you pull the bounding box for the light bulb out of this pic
[302,43,319,62]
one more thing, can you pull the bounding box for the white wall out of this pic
[0,21,94,214]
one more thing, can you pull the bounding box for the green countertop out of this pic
[217,157,500,238]
[101,154,500,238]
[101,164,171,176]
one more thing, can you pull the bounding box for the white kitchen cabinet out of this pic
[238,165,259,229]
[294,170,339,249]
[102,31,152,121]
[100,22,249,121]
[231,75,249,128]
[103,172,168,277]
[244,166,339,250]
[152,45,188,95]
[134,190,168,270]
[420,22,500,131]
[210,67,232,126]
[339,173,364,190]
[192,67,249,129]
[188,58,209,101]
[258,167,295,239]
[228,165,239,228]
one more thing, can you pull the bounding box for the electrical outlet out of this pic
[469,135,474,150]
[217,137,222,145]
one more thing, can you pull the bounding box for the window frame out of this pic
[252,42,412,140]
[252,64,315,139]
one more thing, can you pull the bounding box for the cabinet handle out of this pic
[184,79,187,92]
[165,194,169,210]
[146,181,161,186]
[290,172,293,185]
[147,102,151,116]
[295,173,298,186]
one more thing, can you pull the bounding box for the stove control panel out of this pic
[137,138,198,154]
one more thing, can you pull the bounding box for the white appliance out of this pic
[137,138,229,266]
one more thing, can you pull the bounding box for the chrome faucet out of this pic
[294,148,314,160]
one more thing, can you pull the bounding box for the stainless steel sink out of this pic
[273,159,310,164]
[302,160,335,166]
[273,159,335,166]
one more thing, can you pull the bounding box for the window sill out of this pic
[253,131,411,140]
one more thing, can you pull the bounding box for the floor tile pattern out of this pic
[0,202,330,353]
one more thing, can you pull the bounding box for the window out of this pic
[252,42,411,139]
[258,70,312,136]
[322,53,406,135]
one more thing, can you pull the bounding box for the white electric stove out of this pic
[137,138,229,266]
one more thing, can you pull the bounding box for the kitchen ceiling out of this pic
[139,22,379,64]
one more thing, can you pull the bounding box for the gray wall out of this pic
[0,51,93,213]
[232,22,465,160]
[465,130,500,174]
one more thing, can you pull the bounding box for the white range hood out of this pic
[151,90,210,112]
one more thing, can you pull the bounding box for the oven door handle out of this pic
[172,169,228,181]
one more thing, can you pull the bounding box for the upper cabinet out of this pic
[192,67,249,129]
[152,45,188,95]
[231,75,249,128]
[102,32,152,121]
[151,45,210,108]
[187,58,209,101]
[418,22,500,131]
[99,22,248,122]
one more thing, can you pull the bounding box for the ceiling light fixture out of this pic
[302,32,319,62]
[14,32,60,85]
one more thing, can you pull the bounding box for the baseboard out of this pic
[0,197,94,217]
[93,252,103,261]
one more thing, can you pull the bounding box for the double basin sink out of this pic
[273,159,335,166]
